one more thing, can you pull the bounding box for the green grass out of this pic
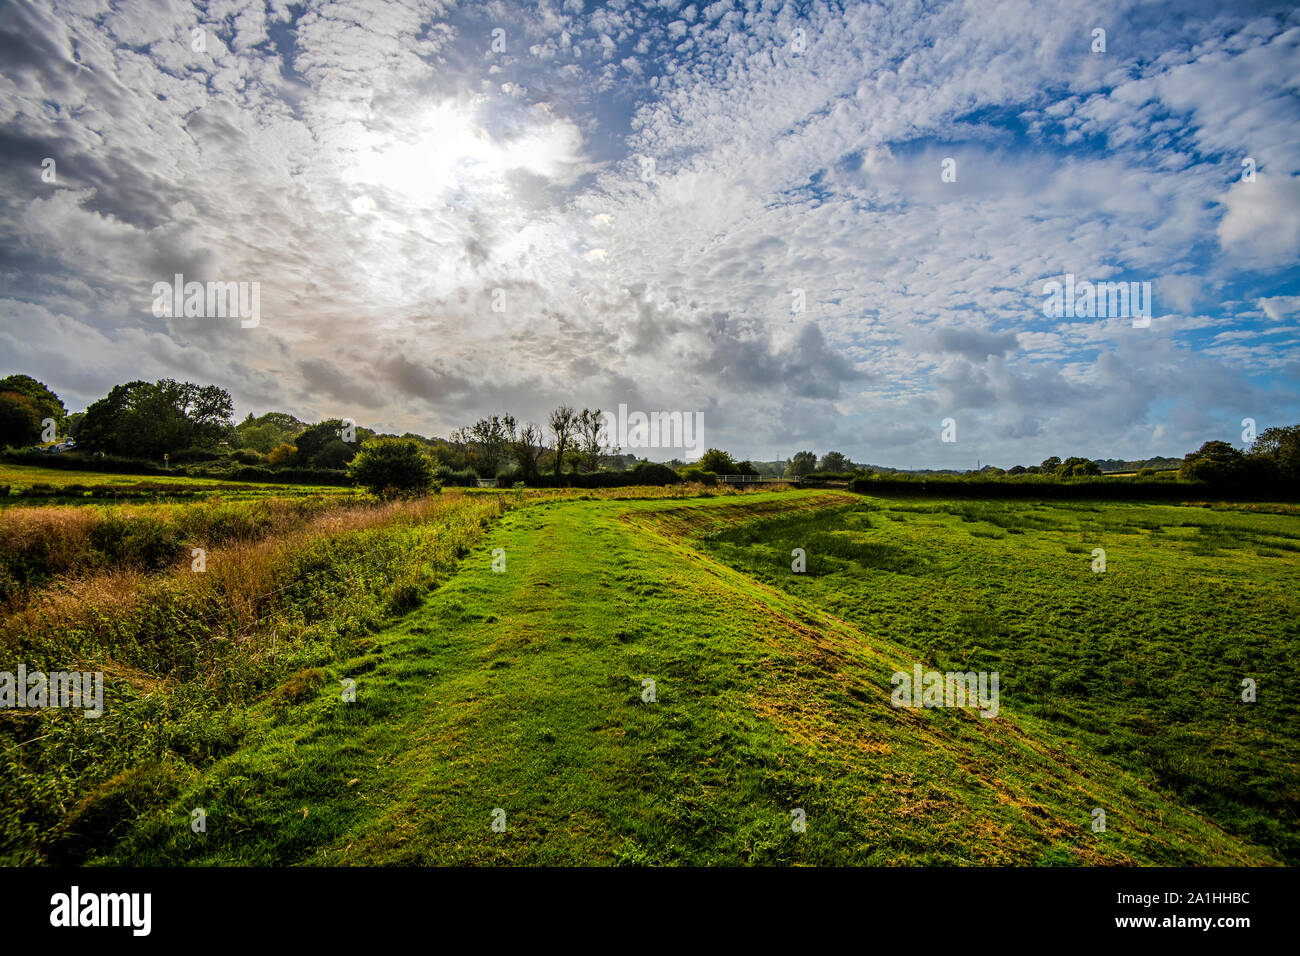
[688,496,1300,862]
[0,462,350,501]
[83,491,1283,865]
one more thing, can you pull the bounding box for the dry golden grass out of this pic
[0,491,493,670]
[0,506,105,576]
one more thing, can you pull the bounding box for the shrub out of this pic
[213,465,350,486]
[87,513,186,570]
[268,443,297,467]
[1,450,169,475]
[629,461,681,485]
[680,468,718,486]
[170,446,223,464]
[443,467,481,487]
[347,437,437,497]
[843,474,1298,501]
[312,438,357,470]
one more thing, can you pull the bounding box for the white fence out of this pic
[714,475,790,485]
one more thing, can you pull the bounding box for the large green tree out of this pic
[817,450,852,472]
[510,421,546,483]
[77,379,234,458]
[1179,440,1246,483]
[695,448,738,474]
[1250,425,1300,481]
[1056,456,1101,477]
[64,410,86,439]
[293,418,372,468]
[236,412,307,453]
[784,450,817,478]
[0,374,65,426]
[0,391,42,448]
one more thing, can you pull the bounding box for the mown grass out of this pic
[88,491,1279,866]
[682,496,1300,862]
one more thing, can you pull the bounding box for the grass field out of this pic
[0,462,351,500]
[686,496,1300,862]
[9,488,1284,866]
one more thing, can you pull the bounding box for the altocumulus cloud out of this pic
[0,0,1297,466]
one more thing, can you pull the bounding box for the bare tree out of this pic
[511,420,546,483]
[576,408,610,473]
[548,405,578,477]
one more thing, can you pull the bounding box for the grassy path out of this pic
[102,491,1278,865]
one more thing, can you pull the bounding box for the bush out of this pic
[431,465,484,487]
[268,443,297,467]
[449,468,482,487]
[629,461,681,485]
[170,446,223,464]
[844,473,1298,501]
[803,470,858,481]
[87,513,186,570]
[195,465,350,486]
[680,468,718,486]
[1,450,169,475]
[312,438,357,470]
[346,437,437,497]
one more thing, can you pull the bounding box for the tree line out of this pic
[2,373,1296,495]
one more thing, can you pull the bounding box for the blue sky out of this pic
[1,0,1298,467]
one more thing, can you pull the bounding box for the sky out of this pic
[1,0,1298,469]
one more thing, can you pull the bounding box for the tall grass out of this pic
[0,491,510,863]
[0,496,357,601]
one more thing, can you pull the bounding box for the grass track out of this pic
[99,491,1280,865]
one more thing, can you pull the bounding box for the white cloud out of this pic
[0,0,1297,465]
